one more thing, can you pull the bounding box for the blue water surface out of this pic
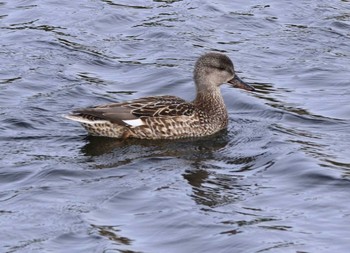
[1,0,350,252]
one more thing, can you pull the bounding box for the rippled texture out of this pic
[1,0,350,252]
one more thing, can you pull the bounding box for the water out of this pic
[1,0,350,252]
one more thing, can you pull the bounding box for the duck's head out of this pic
[194,52,254,91]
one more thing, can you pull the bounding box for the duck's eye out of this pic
[218,67,226,71]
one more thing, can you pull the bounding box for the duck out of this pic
[65,52,254,139]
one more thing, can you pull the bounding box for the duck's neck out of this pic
[193,79,227,116]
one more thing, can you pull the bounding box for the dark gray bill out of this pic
[228,75,255,91]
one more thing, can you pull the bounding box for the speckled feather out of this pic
[68,95,212,139]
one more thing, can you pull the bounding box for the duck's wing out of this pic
[123,95,194,117]
[68,95,195,126]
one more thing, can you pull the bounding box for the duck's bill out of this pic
[228,75,255,91]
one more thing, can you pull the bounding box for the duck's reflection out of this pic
[80,126,261,208]
[182,162,253,208]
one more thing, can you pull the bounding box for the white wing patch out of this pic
[122,118,145,127]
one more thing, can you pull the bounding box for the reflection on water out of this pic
[183,168,244,207]
[1,0,350,252]
[81,131,230,174]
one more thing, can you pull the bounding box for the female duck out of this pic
[66,52,254,139]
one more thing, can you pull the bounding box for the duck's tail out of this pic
[64,114,107,124]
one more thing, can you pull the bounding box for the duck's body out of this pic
[66,52,254,140]
[66,94,228,139]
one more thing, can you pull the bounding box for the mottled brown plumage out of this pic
[65,52,254,139]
